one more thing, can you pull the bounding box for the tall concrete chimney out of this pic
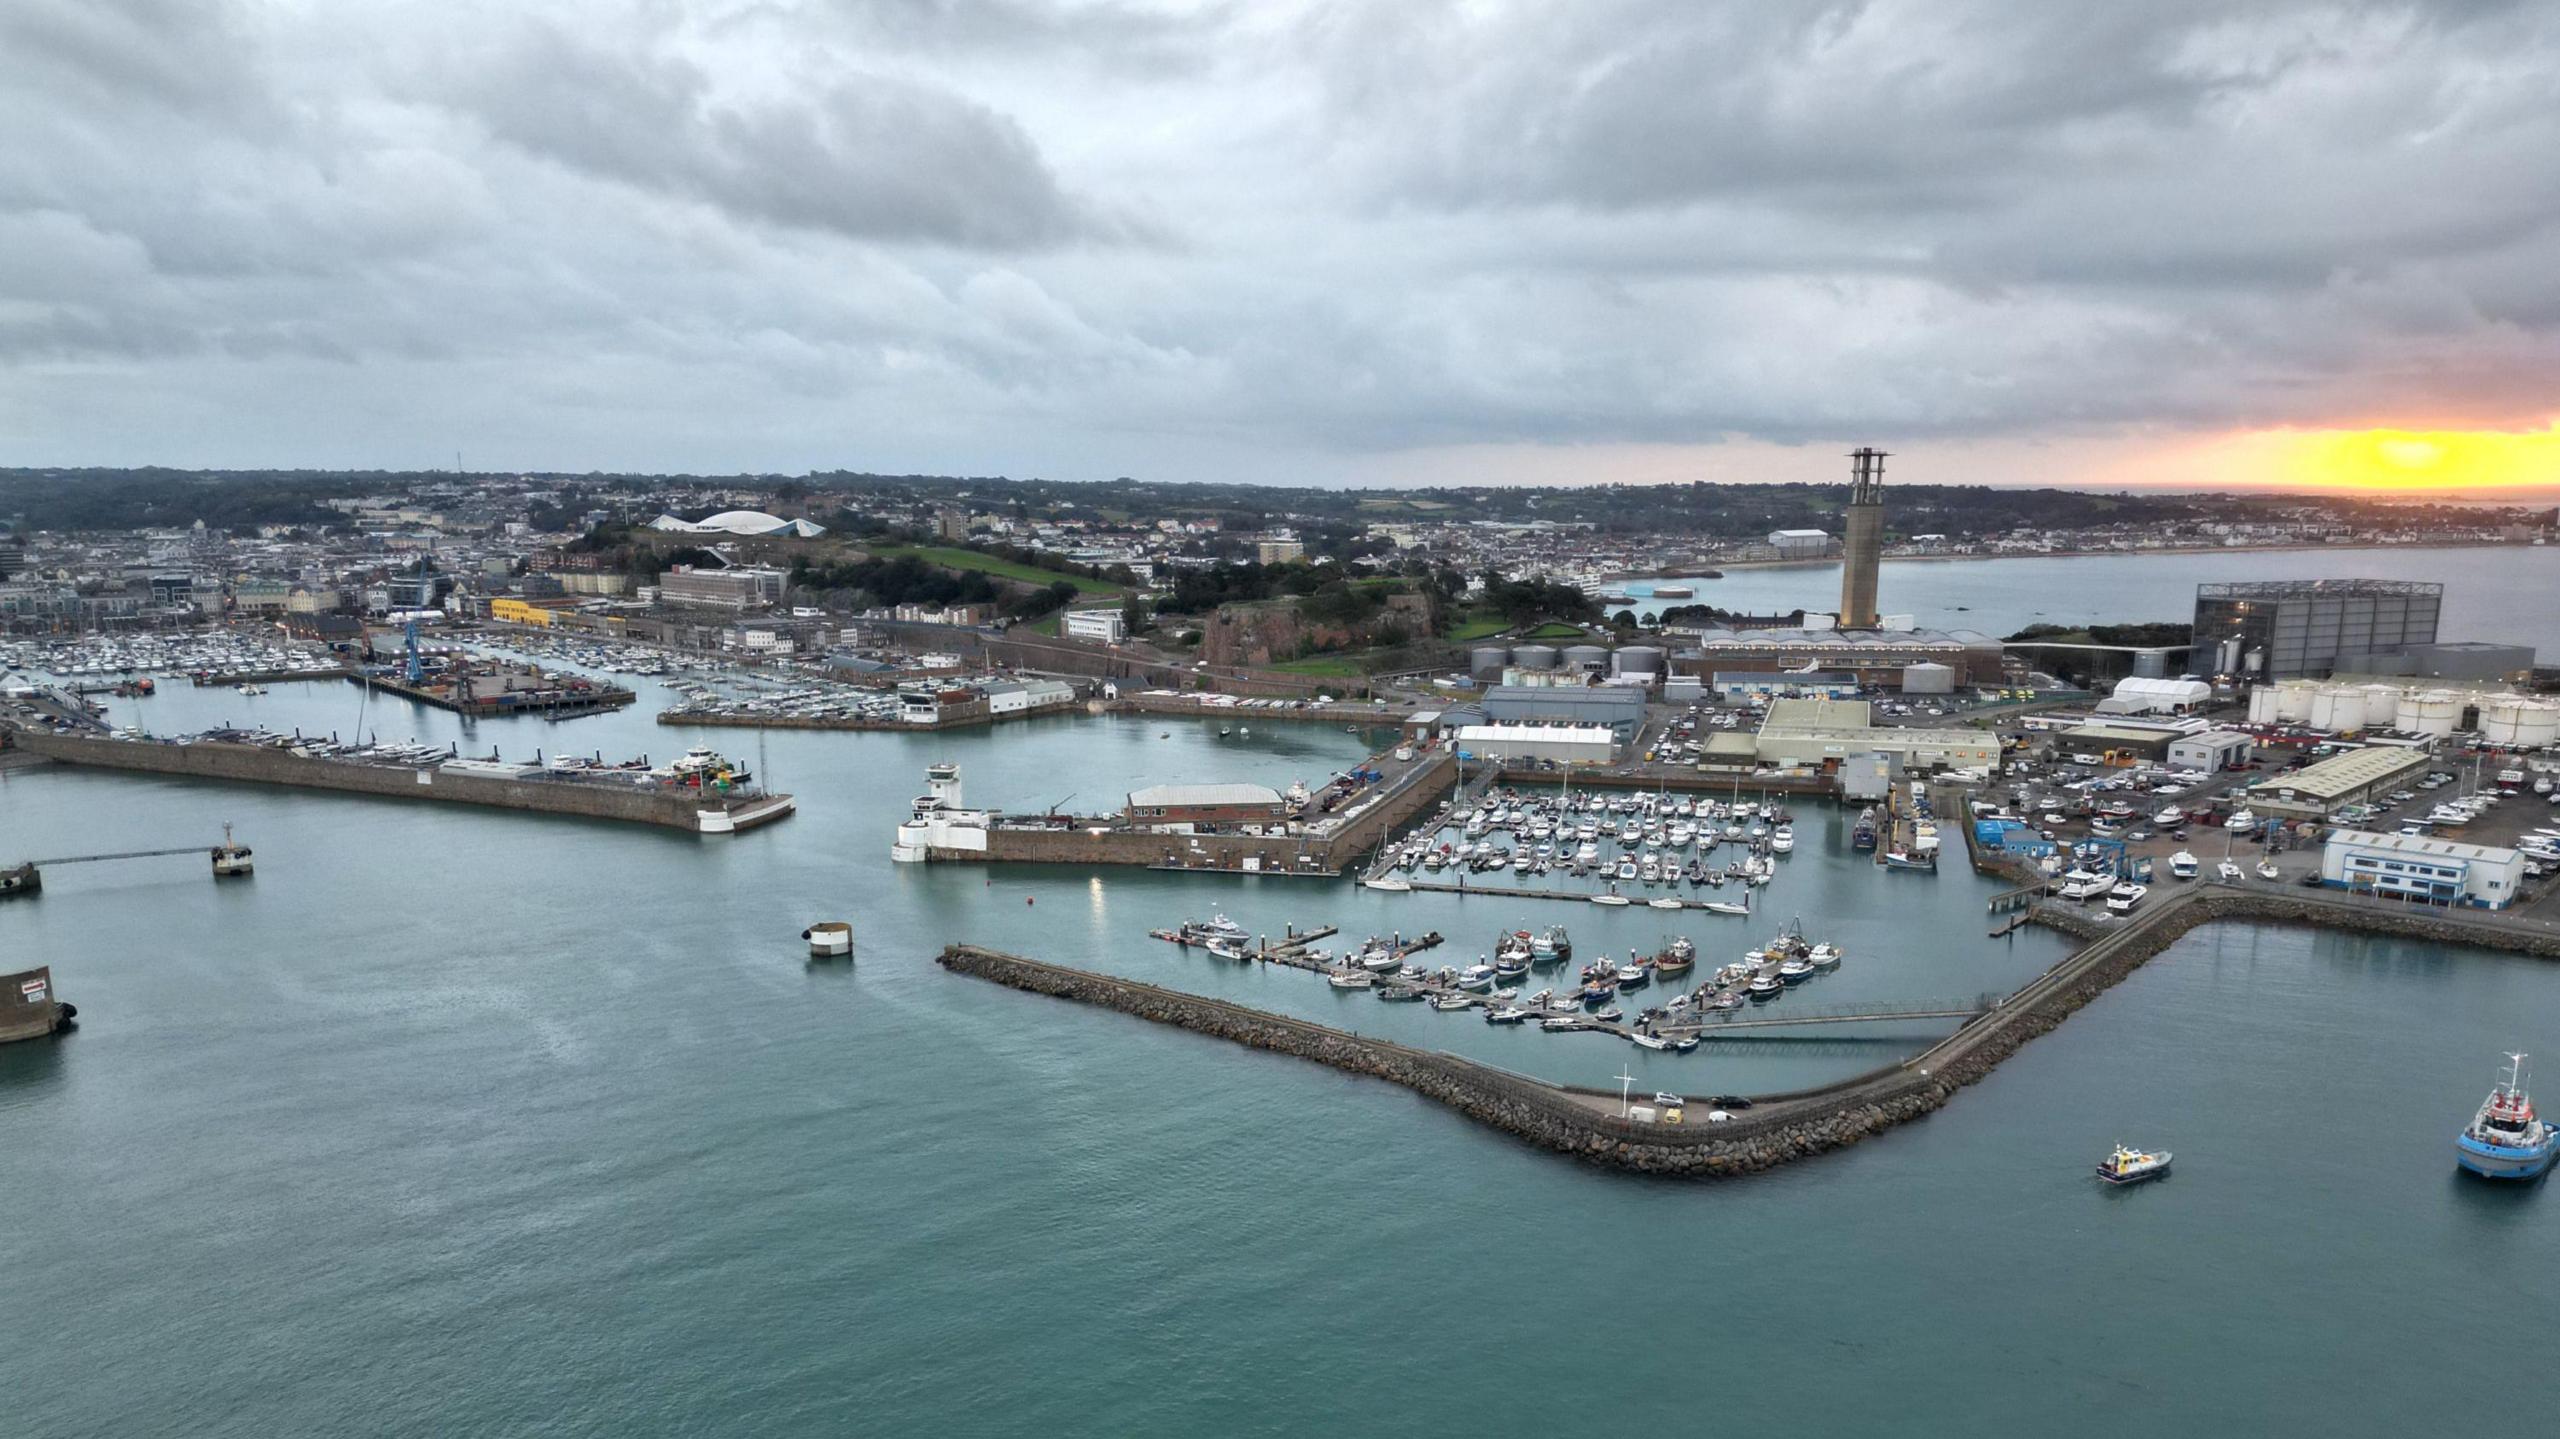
[1839,447,1887,629]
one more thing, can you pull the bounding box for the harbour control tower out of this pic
[1838,447,1887,630]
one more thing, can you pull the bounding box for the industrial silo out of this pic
[2273,678,2320,723]
[2396,689,2460,738]
[1468,646,1510,682]
[2486,697,2560,748]
[2519,702,2560,750]
[2309,685,2367,734]
[1511,644,1560,671]
[1613,646,1666,677]
[1560,644,1610,674]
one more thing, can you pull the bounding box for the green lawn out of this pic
[1522,621,1589,640]
[1446,612,1510,642]
[870,544,1120,595]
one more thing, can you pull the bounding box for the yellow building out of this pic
[490,597,557,627]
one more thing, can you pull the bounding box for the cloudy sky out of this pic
[5,0,2558,489]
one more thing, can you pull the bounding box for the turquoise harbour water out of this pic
[3,574,2556,1433]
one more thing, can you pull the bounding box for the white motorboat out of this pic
[2168,851,2199,880]
[1648,897,1683,910]
[1591,893,1632,907]
[1326,968,1374,989]
[2104,882,2148,914]
[1362,876,1412,892]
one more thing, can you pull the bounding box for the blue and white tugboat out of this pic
[2456,1053,2557,1181]
[2095,1143,2171,1186]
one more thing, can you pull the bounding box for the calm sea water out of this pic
[1627,543,2560,658]
[4,606,2556,1434]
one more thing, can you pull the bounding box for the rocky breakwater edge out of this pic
[937,944,1963,1178]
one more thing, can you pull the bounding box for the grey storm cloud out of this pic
[0,0,2556,477]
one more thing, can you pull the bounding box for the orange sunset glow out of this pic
[2173,422,2560,493]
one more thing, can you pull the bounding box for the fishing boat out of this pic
[1776,956,1814,984]
[1614,961,1651,990]
[1457,964,1498,992]
[1326,968,1374,989]
[1376,986,1425,1002]
[2095,1144,2172,1186]
[1745,974,1783,1001]
[1655,937,1697,976]
[1529,925,1573,964]
[1879,848,1935,871]
[1807,942,1842,970]
[2456,1052,2558,1180]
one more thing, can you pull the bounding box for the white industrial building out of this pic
[2319,830,2525,909]
[2167,730,2254,772]
[1766,529,1837,559]
[1747,698,2002,773]
[647,509,827,538]
[1900,662,1956,695]
[2100,676,2212,715]
[1454,724,1617,765]
[1062,609,1125,643]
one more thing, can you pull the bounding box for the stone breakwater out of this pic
[941,886,2559,1179]
[939,943,1962,1177]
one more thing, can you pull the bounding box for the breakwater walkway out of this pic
[939,882,2560,1178]
[8,729,795,835]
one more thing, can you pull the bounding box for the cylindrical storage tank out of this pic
[2489,698,2560,749]
[2481,697,2532,746]
[1561,644,1610,674]
[2309,685,2366,734]
[2396,690,2460,738]
[1613,646,1666,676]
[2274,678,2320,724]
[1510,644,1559,671]
[2248,686,2281,725]
[1468,646,1509,681]
[1901,661,1956,695]
[2362,684,2408,726]
[2520,702,2560,750]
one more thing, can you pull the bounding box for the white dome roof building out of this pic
[648,510,826,539]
